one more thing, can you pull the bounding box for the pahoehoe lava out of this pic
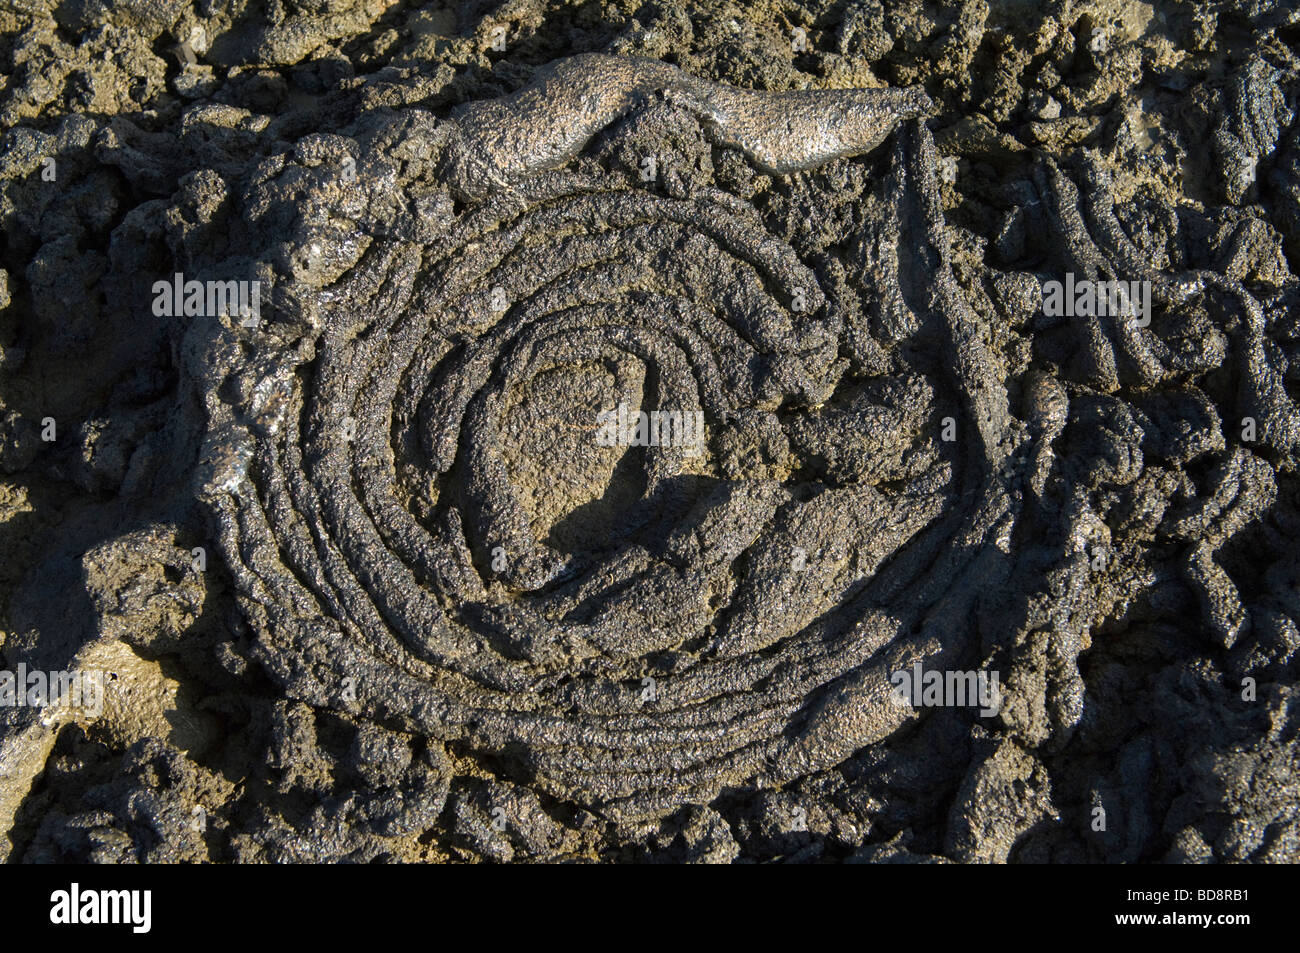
[196,60,1014,819]
[4,2,1300,864]
[439,53,933,199]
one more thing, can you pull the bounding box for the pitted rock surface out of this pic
[2,0,1299,863]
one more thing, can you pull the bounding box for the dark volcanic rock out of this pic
[1,0,1299,864]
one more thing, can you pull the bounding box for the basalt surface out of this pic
[1,0,1299,863]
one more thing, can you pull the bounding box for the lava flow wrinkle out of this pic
[200,58,1007,819]
[440,53,933,200]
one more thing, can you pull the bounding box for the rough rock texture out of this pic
[1,0,1299,863]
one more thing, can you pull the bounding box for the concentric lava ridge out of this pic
[192,58,1029,820]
